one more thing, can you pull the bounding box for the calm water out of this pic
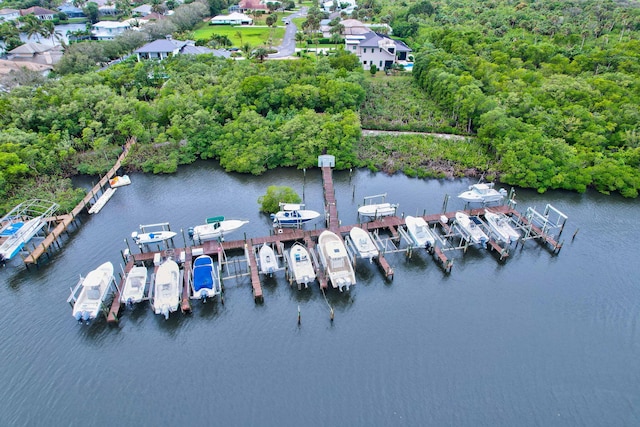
[1,162,639,426]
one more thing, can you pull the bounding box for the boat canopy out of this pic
[281,204,302,211]
[206,216,225,224]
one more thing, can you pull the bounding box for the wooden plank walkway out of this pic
[106,260,134,323]
[181,247,192,312]
[246,241,263,303]
[321,167,339,232]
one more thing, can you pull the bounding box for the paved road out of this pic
[268,7,308,59]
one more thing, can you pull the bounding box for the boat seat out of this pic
[87,287,101,300]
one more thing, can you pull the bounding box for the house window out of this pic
[363,48,366,53]
[352,46,356,51]
[379,48,382,52]
[363,61,367,65]
[379,61,382,67]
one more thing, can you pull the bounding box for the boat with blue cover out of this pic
[191,255,221,302]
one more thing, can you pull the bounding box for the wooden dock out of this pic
[321,166,339,232]
[246,241,264,303]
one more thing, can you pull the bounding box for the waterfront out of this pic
[1,162,639,426]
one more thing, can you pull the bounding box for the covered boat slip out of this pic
[0,199,59,261]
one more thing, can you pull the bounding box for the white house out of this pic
[134,37,231,61]
[132,4,152,16]
[20,6,56,20]
[91,21,131,40]
[210,12,253,25]
[345,32,411,70]
[0,8,21,22]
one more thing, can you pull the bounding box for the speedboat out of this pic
[357,202,398,219]
[455,211,488,247]
[458,182,507,204]
[109,175,131,188]
[72,262,115,324]
[317,230,356,292]
[131,230,176,245]
[120,265,148,306]
[153,259,181,319]
[349,226,379,261]
[258,243,279,275]
[189,216,248,242]
[192,255,220,302]
[404,216,436,249]
[271,204,320,227]
[0,216,45,261]
[288,243,316,289]
[484,211,520,244]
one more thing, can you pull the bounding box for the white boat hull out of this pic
[191,219,248,242]
[458,183,506,204]
[484,211,520,244]
[72,262,114,323]
[455,212,488,246]
[0,217,45,260]
[405,216,436,248]
[259,243,279,275]
[318,230,356,292]
[349,227,379,260]
[120,266,148,305]
[153,259,181,319]
[133,230,176,245]
[289,243,316,288]
[271,205,320,226]
[192,255,220,301]
[357,203,398,219]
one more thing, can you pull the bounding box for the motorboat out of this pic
[317,230,356,292]
[484,211,520,244]
[458,182,507,204]
[404,216,436,249]
[131,230,176,245]
[455,211,488,247]
[72,262,115,324]
[288,243,316,289]
[0,216,45,261]
[189,216,248,242]
[191,255,220,302]
[109,175,131,188]
[357,202,398,219]
[152,259,181,319]
[349,226,379,261]
[119,265,148,306]
[271,204,320,227]
[258,243,279,275]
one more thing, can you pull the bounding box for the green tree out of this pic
[258,185,301,213]
[369,64,377,76]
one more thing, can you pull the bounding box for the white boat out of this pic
[349,227,379,261]
[0,216,45,261]
[458,182,507,204]
[109,175,131,188]
[271,204,320,227]
[119,265,148,306]
[357,202,398,219]
[131,230,176,245]
[191,255,220,302]
[72,262,115,324]
[88,188,116,214]
[317,230,356,292]
[484,211,520,244]
[404,216,436,248]
[455,211,489,247]
[189,216,248,242]
[152,259,181,319]
[288,243,316,289]
[258,243,279,275]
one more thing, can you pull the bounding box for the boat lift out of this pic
[66,272,118,322]
[253,241,285,277]
[515,204,568,253]
[0,199,59,262]
[357,193,399,221]
[282,242,322,290]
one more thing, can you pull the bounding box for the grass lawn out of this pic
[193,25,286,48]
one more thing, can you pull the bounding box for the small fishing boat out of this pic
[404,216,436,248]
[271,204,320,227]
[458,182,507,204]
[288,243,316,289]
[258,243,279,275]
[357,202,398,219]
[0,216,45,261]
[131,230,176,245]
[109,175,131,188]
[484,211,520,244]
[191,255,220,302]
[189,216,248,242]
[318,230,356,292]
[152,259,181,319]
[455,211,488,247]
[349,226,379,261]
[71,262,115,324]
[119,265,148,306]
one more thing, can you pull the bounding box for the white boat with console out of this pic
[132,230,176,245]
[120,265,148,306]
[349,227,379,261]
[71,262,115,324]
[484,211,520,244]
[152,259,181,319]
[271,204,320,227]
[288,243,316,289]
[191,255,221,302]
[404,216,436,249]
[455,211,488,247]
[458,182,507,204]
[357,203,398,219]
[189,216,248,242]
[258,243,279,275]
[318,230,356,292]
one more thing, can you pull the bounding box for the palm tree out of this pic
[235,30,243,47]
[294,31,305,48]
[40,20,63,46]
[252,46,269,62]
[19,15,43,43]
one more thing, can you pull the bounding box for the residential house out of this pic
[238,0,268,13]
[20,6,57,20]
[58,3,85,18]
[91,21,131,40]
[340,19,371,35]
[132,4,152,17]
[210,12,253,25]
[345,32,411,70]
[134,37,231,61]
[0,8,21,22]
[0,59,53,78]
[322,0,357,14]
[7,42,63,66]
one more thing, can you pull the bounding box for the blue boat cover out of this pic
[193,258,214,291]
[0,222,24,237]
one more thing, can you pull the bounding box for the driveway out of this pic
[268,7,308,59]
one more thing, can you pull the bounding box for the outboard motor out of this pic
[188,227,195,239]
[162,306,170,320]
[82,311,91,325]
[75,312,83,323]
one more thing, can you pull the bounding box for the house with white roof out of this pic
[345,32,411,70]
[210,12,253,25]
[92,21,131,40]
[0,8,21,22]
